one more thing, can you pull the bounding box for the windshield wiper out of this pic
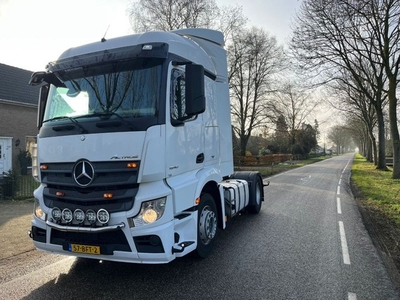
[44,116,88,133]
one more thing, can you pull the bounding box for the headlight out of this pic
[131,198,166,227]
[34,198,46,221]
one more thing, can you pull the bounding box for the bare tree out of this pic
[290,0,389,171]
[361,0,400,178]
[129,0,216,32]
[344,116,373,159]
[328,125,353,154]
[228,27,284,156]
[328,72,380,164]
[270,82,318,155]
[128,0,247,41]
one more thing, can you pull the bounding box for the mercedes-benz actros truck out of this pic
[28,28,267,263]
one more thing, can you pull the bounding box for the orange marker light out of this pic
[104,193,114,199]
[56,191,65,197]
[40,165,48,170]
[195,197,201,205]
[127,162,137,168]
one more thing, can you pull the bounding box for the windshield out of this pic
[44,61,162,122]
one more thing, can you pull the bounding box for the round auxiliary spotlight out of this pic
[62,208,73,223]
[86,209,97,224]
[74,209,85,223]
[97,209,110,224]
[52,207,62,222]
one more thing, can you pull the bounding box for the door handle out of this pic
[196,153,204,164]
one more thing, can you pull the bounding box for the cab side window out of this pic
[170,68,195,123]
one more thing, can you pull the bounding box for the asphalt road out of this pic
[0,153,398,299]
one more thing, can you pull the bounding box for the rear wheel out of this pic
[247,175,263,214]
[195,193,218,258]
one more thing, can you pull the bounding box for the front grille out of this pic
[41,161,139,212]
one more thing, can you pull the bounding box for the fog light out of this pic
[62,208,73,223]
[97,209,109,224]
[86,209,97,224]
[74,209,85,223]
[52,207,62,221]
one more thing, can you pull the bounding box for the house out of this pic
[0,63,40,176]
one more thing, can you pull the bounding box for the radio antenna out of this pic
[101,25,110,42]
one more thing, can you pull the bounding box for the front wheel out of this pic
[195,193,218,258]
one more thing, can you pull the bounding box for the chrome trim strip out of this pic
[46,220,125,233]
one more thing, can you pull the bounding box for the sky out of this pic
[0,0,302,71]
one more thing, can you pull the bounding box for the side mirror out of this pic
[185,64,205,116]
[29,71,65,88]
[29,72,47,86]
[37,85,49,129]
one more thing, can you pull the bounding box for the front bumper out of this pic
[30,210,197,264]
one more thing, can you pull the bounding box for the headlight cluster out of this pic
[51,207,110,225]
[34,199,46,221]
[132,198,166,227]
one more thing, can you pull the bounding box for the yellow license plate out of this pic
[69,244,100,255]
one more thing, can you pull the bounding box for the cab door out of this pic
[165,66,204,179]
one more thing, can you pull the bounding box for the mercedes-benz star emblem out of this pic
[73,160,94,187]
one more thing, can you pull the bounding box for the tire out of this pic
[247,175,263,214]
[195,193,218,258]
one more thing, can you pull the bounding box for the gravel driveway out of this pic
[0,199,35,260]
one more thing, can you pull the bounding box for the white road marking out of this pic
[339,221,351,265]
[348,292,357,300]
[337,186,340,195]
[337,197,342,214]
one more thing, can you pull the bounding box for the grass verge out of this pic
[351,153,400,286]
[352,153,400,225]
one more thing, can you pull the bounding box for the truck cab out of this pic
[28,29,265,263]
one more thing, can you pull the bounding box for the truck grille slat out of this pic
[41,161,139,212]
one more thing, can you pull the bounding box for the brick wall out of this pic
[0,101,38,171]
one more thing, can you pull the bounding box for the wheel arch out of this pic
[201,181,224,229]
[195,167,225,229]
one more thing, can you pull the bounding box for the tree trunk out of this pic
[367,126,377,164]
[375,109,387,170]
[239,132,251,157]
[366,138,373,162]
[388,78,400,178]
[240,135,247,156]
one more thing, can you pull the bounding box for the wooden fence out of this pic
[0,175,39,200]
[234,154,293,166]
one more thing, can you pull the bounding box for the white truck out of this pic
[28,28,267,263]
